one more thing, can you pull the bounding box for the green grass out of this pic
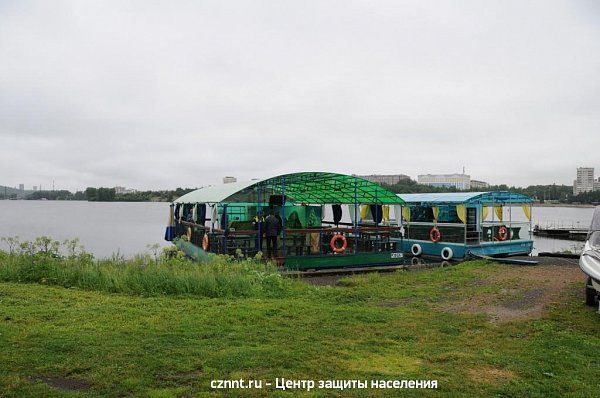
[0,247,599,397]
[0,240,300,299]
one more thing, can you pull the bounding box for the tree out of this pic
[96,187,116,201]
[383,179,460,194]
[573,190,600,204]
[84,187,98,201]
[26,190,74,200]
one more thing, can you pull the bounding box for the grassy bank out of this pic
[0,240,598,397]
[0,237,300,299]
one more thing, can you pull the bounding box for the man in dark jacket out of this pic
[265,210,282,259]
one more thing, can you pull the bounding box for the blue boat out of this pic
[395,192,534,260]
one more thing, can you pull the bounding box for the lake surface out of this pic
[515,206,595,254]
[0,201,169,258]
[0,201,596,258]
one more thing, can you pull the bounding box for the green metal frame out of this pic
[223,172,405,205]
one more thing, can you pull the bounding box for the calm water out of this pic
[518,206,595,254]
[0,201,169,258]
[0,201,596,258]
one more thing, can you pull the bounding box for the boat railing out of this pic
[179,220,210,230]
[405,220,532,245]
[175,220,404,258]
[536,220,584,230]
[480,221,531,242]
[405,222,467,244]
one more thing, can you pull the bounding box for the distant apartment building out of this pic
[33,186,38,191]
[18,184,24,191]
[223,176,237,184]
[573,167,595,195]
[358,174,410,186]
[418,173,471,190]
[114,186,137,194]
[470,179,490,189]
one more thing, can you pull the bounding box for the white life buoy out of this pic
[411,243,422,256]
[441,247,453,261]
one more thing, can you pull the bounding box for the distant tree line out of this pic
[572,190,600,204]
[19,187,195,202]
[383,179,598,204]
[112,188,195,202]
[84,187,116,201]
[481,184,574,202]
[27,190,80,201]
[0,185,33,200]
[382,179,461,194]
[7,180,598,204]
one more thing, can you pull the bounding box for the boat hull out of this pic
[174,239,405,270]
[399,239,533,259]
[284,251,405,270]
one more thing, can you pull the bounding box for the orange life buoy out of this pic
[330,234,347,253]
[429,227,442,243]
[497,225,508,241]
[202,233,209,251]
[186,227,192,241]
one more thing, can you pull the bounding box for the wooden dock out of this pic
[533,225,588,241]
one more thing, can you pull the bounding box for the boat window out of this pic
[411,206,434,222]
[410,205,461,223]
[440,206,461,223]
[590,231,600,250]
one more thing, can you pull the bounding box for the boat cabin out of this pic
[396,191,534,260]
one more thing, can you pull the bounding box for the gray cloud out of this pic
[1,0,599,190]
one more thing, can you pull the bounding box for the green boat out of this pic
[164,172,406,270]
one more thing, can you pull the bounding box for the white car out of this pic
[580,207,600,308]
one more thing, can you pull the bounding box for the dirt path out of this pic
[299,257,587,323]
[444,259,585,323]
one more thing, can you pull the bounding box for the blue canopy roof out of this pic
[397,191,533,205]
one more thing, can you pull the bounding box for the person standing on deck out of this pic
[252,211,265,253]
[265,209,282,259]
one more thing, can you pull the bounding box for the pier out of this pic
[533,223,588,241]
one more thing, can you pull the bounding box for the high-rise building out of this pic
[358,174,411,186]
[33,186,38,191]
[573,167,595,195]
[223,176,237,184]
[18,184,24,191]
[418,174,471,190]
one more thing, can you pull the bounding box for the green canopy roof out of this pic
[175,172,405,205]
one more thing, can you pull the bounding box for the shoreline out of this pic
[533,203,596,208]
[2,199,598,207]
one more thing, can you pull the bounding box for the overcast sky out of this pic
[1,0,599,191]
